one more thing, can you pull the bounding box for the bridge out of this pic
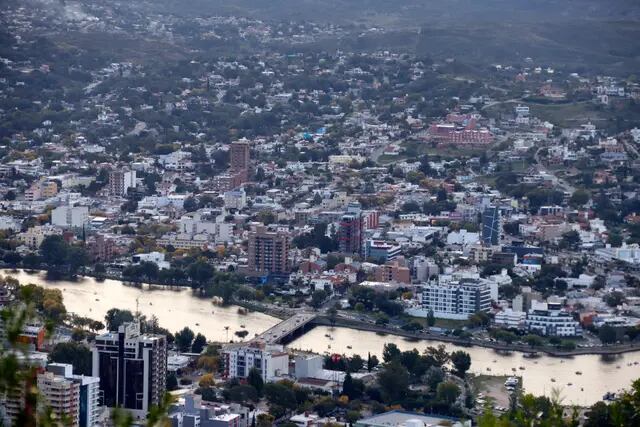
[254,312,317,344]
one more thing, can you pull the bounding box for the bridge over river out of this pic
[253,312,317,344]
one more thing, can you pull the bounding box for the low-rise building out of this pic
[222,341,289,382]
[526,301,581,337]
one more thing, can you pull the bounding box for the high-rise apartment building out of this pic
[338,214,362,255]
[37,371,79,426]
[481,205,501,246]
[229,139,250,185]
[41,363,101,427]
[92,322,167,419]
[247,226,290,277]
[108,170,136,197]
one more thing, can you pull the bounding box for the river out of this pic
[5,269,638,406]
[1,269,279,342]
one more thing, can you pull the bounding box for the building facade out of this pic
[222,342,289,382]
[482,205,501,246]
[525,301,581,337]
[92,322,167,419]
[108,170,136,197]
[247,226,290,278]
[417,278,492,320]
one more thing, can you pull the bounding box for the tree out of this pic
[424,345,450,367]
[104,308,134,331]
[192,333,207,353]
[167,372,179,391]
[425,366,445,389]
[198,373,215,388]
[342,372,355,398]
[256,413,274,427]
[235,330,249,340]
[327,305,338,326]
[382,343,401,363]
[367,353,379,372]
[599,325,617,345]
[264,382,297,410]
[225,384,259,402]
[183,196,198,212]
[247,367,264,397]
[187,260,215,288]
[310,289,328,308]
[427,309,436,327]
[175,327,195,352]
[378,361,409,402]
[49,342,92,376]
[524,334,544,347]
[450,351,471,377]
[436,381,460,405]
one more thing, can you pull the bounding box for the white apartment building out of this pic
[494,309,527,330]
[45,363,101,427]
[525,301,581,337]
[37,371,80,427]
[224,189,247,210]
[410,278,492,320]
[222,342,289,382]
[51,205,89,228]
[132,251,170,270]
[595,244,640,266]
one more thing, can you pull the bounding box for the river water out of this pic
[5,269,638,406]
[1,269,279,342]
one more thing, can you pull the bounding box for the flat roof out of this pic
[357,410,462,426]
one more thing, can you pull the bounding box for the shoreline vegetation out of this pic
[6,267,640,357]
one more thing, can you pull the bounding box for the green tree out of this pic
[167,372,179,391]
[191,333,207,353]
[378,361,409,402]
[264,382,297,410]
[436,381,460,405]
[247,367,264,397]
[599,325,617,345]
[382,343,401,363]
[450,350,471,377]
[427,309,436,327]
[49,342,92,375]
[310,289,328,308]
[104,308,134,331]
[175,327,195,352]
[367,353,379,372]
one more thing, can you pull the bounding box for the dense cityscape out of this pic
[2,0,640,426]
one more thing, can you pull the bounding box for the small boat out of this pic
[486,367,492,372]
[511,368,516,372]
[519,366,525,370]
[634,361,639,365]
[149,302,152,305]
[95,298,99,301]
[240,324,246,328]
[551,378,556,383]
[575,371,582,375]
[325,334,331,338]
[195,323,200,326]
[567,383,573,386]
[347,345,352,349]
[581,388,584,391]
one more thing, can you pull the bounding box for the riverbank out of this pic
[6,267,640,357]
[313,316,640,357]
